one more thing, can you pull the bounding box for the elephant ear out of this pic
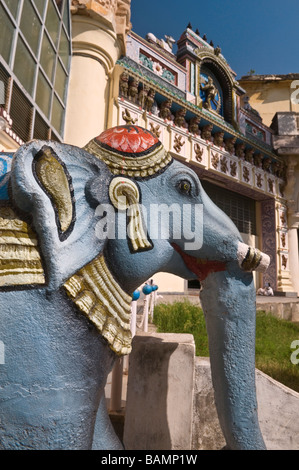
[33,145,75,241]
[9,140,112,290]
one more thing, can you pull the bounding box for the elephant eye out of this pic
[178,179,192,194]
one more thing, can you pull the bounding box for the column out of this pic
[64,1,131,147]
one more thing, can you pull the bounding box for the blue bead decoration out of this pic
[142,284,153,295]
[132,290,140,301]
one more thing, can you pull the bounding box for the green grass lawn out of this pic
[153,300,299,393]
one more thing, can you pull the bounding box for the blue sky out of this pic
[130,0,299,79]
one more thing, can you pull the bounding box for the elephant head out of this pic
[0,125,269,450]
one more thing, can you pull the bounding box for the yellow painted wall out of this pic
[239,78,299,127]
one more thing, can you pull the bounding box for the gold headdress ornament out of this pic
[84,125,172,179]
[84,125,173,253]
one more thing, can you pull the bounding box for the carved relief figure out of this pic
[262,157,272,172]
[235,143,245,160]
[201,124,213,141]
[194,143,204,162]
[159,99,173,120]
[145,88,155,112]
[245,148,254,164]
[119,71,129,97]
[128,78,139,102]
[200,76,218,110]
[224,137,236,154]
[282,255,288,269]
[254,153,263,168]
[138,83,149,107]
[174,108,187,128]
[211,151,220,169]
[188,116,201,135]
[230,161,237,177]
[173,134,185,153]
[281,233,286,248]
[256,173,263,188]
[243,166,250,182]
[213,131,224,148]
[268,178,274,193]
[149,122,161,139]
[220,156,228,173]
[122,108,137,125]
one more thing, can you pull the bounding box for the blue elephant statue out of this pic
[0,125,269,449]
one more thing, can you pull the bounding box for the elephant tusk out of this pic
[237,242,270,273]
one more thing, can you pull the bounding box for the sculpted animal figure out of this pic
[0,125,269,450]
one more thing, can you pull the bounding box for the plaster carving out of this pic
[194,143,204,162]
[128,78,138,102]
[188,116,201,135]
[256,173,263,188]
[213,131,224,148]
[282,254,288,269]
[235,143,245,160]
[173,134,185,153]
[174,108,187,128]
[243,166,250,183]
[122,108,137,125]
[138,83,150,107]
[224,137,236,154]
[220,156,228,173]
[211,151,220,169]
[159,99,173,120]
[201,124,213,141]
[119,71,129,97]
[144,88,155,112]
[149,122,161,139]
[230,160,237,177]
[146,33,176,55]
[200,76,220,111]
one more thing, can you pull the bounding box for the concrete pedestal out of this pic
[123,332,195,450]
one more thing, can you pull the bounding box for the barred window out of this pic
[0,0,71,142]
[201,180,257,235]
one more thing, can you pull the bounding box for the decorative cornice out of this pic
[194,48,235,87]
[117,59,280,161]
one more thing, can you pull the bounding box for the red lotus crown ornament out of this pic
[96,125,159,155]
[84,125,172,178]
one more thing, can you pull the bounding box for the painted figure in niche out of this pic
[200,76,220,112]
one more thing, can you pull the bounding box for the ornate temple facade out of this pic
[0,1,298,295]
[107,27,294,295]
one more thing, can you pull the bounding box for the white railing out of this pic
[109,280,159,412]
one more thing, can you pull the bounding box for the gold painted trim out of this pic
[64,254,133,356]
[0,207,45,287]
[84,137,172,178]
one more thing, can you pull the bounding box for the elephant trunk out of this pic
[200,254,267,450]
